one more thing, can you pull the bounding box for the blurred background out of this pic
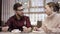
[0,0,60,31]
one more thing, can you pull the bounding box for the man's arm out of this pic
[2,18,12,32]
[26,17,31,28]
[23,17,32,32]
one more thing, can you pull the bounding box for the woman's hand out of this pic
[33,27,39,31]
[46,28,52,33]
[43,26,52,33]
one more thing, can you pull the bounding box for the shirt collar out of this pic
[14,15,24,21]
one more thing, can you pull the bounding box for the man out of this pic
[2,3,31,32]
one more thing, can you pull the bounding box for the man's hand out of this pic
[23,26,31,32]
[2,26,9,32]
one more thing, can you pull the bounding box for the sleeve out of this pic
[57,20,60,28]
[41,20,46,28]
[56,16,60,28]
[5,18,12,27]
[25,17,31,28]
[41,18,48,31]
[41,19,47,28]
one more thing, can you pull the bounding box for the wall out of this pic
[2,0,15,22]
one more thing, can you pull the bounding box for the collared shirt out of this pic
[5,15,31,31]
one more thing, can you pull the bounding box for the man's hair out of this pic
[13,3,22,11]
[47,2,59,12]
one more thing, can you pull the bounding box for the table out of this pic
[0,32,46,34]
[0,31,60,34]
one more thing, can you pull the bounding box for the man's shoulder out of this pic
[24,16,29,18]
[23,16,29,19]
[8,15,15,20]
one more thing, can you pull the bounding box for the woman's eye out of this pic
[44,8,46,9]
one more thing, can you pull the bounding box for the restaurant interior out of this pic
[0,0,60,34]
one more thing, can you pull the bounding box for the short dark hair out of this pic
[13,3,22,11]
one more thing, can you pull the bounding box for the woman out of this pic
[41,2,60,33]
[33,2,60,33]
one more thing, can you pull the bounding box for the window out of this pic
[2,0,54,25]
[15,0,46,25]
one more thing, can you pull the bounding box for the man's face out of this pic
[45,5,53,16]
[16,6,24,16]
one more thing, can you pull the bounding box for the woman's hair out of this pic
[47,2,59,13]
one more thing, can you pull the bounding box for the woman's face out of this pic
[45,5,53,16]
